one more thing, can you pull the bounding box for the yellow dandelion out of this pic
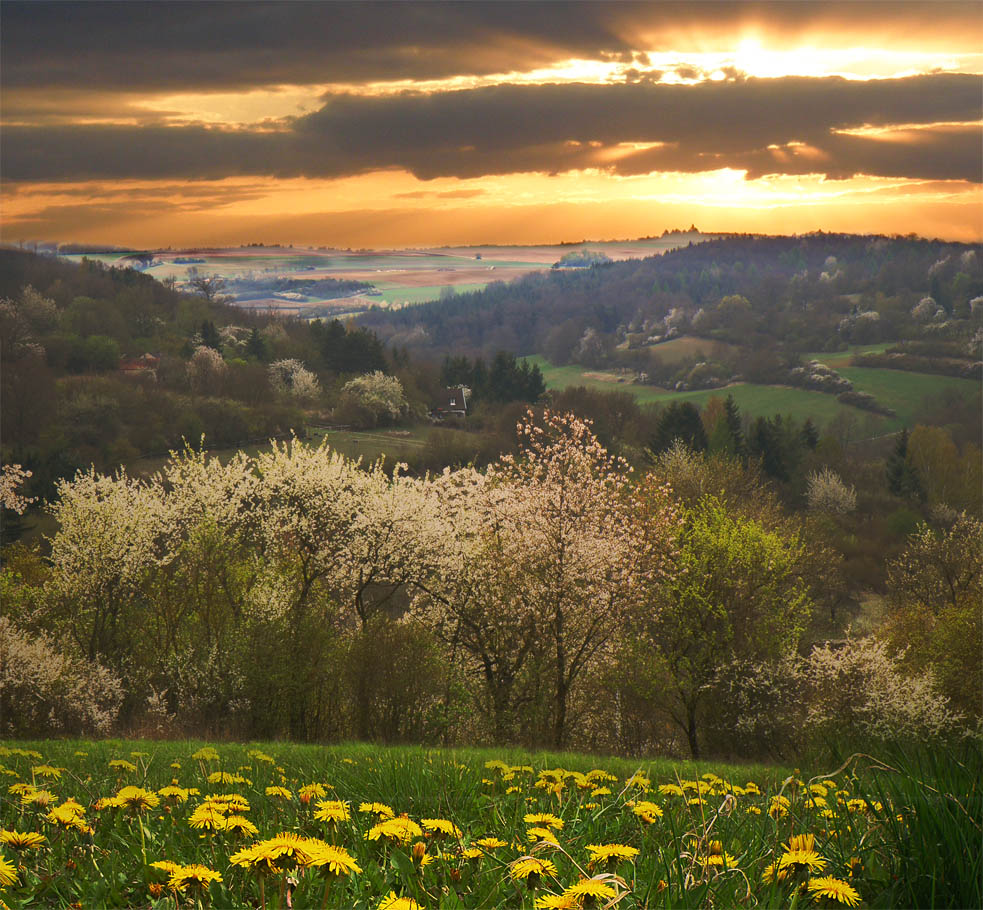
[168,863,222,894]
[265,786,293,800]
[158,786,190,804]
[527,826,560,845]
[223,815,259,837]
[421,818,462,838]
[523,813,564,830]
[359,802,395,818]
[191,748,219,762]
[301,841,362,876]
[117,786,160,813]
[377,891,422,910]
[366,817,424,845]
[314,799,351,823]
[0,856,19,888]
[30,765,63,780]
[108,759,137,773]
[586,843,639,866]
[510,856,558,883]
[0,830,46,851]
[562,877,618,902]
[535,895,578,910]
[476,836,507,849]
[807,876,861,907]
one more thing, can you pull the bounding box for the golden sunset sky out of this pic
[2,1,981,248]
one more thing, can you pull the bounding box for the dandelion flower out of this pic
[191,748,219,762]
[510,856,558,884]
[359,802,395,818]
[108,759,137,773]
[562,878,618,903]
[366,817,423,845]
[0,830,46,851]
[377,891,422,910]
[302,842,362,876]
[265,786,293,800]
[314,799,350,824]
[0,856,19,888]
[807,876,861,907]
[527,826,560,845]
[30,765,63,780]
[117,786,160,813]
[523,813,564,830]
[168,863,222,894]
[421,818,462,838]
[586,843,639,866]
[476,836,507,849]
[534,896,578,910]
[223,815,259,837]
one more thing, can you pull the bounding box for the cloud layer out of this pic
[4,75,979,184]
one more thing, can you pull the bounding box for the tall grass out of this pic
[848,740,982,908]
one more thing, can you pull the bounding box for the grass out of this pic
[638,336,743,366]
[5,737,970,908]
[374,283,489,306]
[834,368,979,426]
[526,356,893,430]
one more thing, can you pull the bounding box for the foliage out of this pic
[803,637,962,741]
[0,617,122,736]
[338,372,409,427]
[883,514,983,718]
[806,468,857,515]
[638,497,813,757]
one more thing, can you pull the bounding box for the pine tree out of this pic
[886,428,923,500]
[723,394,745,456]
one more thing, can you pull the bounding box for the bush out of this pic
[804,636,962,742]
[0,616,123,736]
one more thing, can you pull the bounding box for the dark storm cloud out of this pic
[4,74,980,184]
[3,1,980,90]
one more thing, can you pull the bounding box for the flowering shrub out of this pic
[0,617,122,736]
[806,468,857,515]
[268,359,320,401]
[804,637,961,741]
[337,371,407,426]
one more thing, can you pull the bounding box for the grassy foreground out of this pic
[0,739,979,908]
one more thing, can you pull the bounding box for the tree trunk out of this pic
[686,702,700,759]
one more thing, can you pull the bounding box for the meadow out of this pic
[527,354,979,435]
[1,739,978,909]
[526,356,889,430]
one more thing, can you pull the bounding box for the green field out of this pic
[526,356,892,430]
[639,336,743,366]
[3,737,961,909]
[374,283,489,306]
[529,353,980,434]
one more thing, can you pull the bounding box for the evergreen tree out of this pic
[886,428,924,500]
[801,418,819,450]
[724,394,745,456]
[245,327,268,362]
[650,402,708,454]
[199,319,221,351]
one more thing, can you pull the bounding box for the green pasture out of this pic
[373,283,489,306]
[526,356,893,430]
[836,367,979,425]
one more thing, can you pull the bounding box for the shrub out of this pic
[0,616,123,736]
[803,636,962,741]
[806,468,857,514]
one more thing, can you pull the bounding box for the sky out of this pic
[2,1,981,249]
